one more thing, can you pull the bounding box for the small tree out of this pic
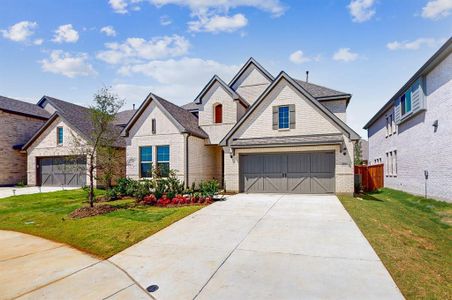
[354,140,363,165]
[72,88,124,207]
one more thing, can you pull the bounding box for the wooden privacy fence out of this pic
[354,164,384,192]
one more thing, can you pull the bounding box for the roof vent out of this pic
[133,104,136,110]
[306,71,309,83]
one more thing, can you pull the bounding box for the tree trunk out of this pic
[89,155,94,208]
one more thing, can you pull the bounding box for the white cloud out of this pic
[1,21,37,42]
[289,50,321,64]
[150,0,286,17]
[387,38,446,50]
[109,0,143,14]
[422,0,452,19]
[188,13,248,33]
[333,48,359,62]
[52,24,79,43]
[117,57,238,85]
[39,50,96,78]
[100,25,117,36]
[111,58,239,104]
[96,35,190,64]
[347,0,376,22]
[160,15,172,26]
[33,38,44,45]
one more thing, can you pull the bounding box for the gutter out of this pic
[184,133,190,188]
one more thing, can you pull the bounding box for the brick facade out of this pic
[368,53,452,202]
[0,111,46,186]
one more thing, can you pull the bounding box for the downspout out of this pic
[184,133,190,188]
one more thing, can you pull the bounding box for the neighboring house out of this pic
[364,38,452,202]
[0,96,50,186]
[122,58,360,194]
[21,96,134,187]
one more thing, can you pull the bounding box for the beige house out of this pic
[122,58,360,194]
[22,96,133,187]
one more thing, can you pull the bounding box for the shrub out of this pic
[105,187,120,201]
[198,179,220,197]
[133,180,152,201]
[142,194,157,205]
[116,177,134,196]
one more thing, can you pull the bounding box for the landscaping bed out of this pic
[338,188,451,299]
[0,189,204,258]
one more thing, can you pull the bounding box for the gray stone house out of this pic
[122,58,360,194]
[364,38,452,202]
[0,96,50,186]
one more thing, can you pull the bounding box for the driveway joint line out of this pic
[235,248,380,262]
[0,244,64,262]
[102,283,135,300]
[192,194,285,299]
[107,259,156,300]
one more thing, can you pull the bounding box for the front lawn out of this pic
[338,188,451,299]
[0,189,203,258]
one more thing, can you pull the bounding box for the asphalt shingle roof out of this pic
[0,95,50,119]
[153,94,208,139]
[294,80,350,99]
[231,134,344,147]
[114,109,136,126]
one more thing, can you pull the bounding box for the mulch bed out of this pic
[69,205,117,219]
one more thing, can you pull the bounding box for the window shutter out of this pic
[411,78,425,113]
[394,98,401,124]
[272,106,278,130]
[289,104,296,129]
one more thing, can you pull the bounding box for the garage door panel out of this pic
[311,173,335,193]
[38,156,86,187]
[287,174,310,193]
[240,152,335,194]
[243,175,263,193]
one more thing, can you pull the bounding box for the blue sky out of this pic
[0,0,451,137]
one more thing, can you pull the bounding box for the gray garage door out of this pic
[240,152,335,193]
[38,156,86,187]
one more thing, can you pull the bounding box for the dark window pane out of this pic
[140,162,152,178]
[157,162,170,177]
[140,146,152,162]
[278,106,289,129]
[157,146,170,162]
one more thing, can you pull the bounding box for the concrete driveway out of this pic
[111,194,404,300]
[0,186,78,199]
[0,230,150,300]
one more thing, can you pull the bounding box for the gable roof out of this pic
[0,95,50,119]
[194,75,248,105]
[122,92,208,139]
[23,96,132,150]
[364,37,452,129]
[294,80,351,102]
[228,57,274,88]
[220,72,361,146]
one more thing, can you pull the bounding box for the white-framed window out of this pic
[139,146,152,178]
[393,150,397,176]
[57,127,63,145]
[389,151,393,175]
[157,145,170,177]
[385,116,389,137]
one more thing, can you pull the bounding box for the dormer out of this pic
[229,57,274,105]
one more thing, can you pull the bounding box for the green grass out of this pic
[338,188,451,299]
[0,189,203,259]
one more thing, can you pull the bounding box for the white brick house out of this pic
[364,38,452,202]
[122,58,360,194]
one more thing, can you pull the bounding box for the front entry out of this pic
[37,156,87,187]
[239,152,335,193]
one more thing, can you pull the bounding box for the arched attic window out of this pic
[214,103,223,124]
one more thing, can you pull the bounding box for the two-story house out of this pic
[364,38,451,202]
[122,58,360,194]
